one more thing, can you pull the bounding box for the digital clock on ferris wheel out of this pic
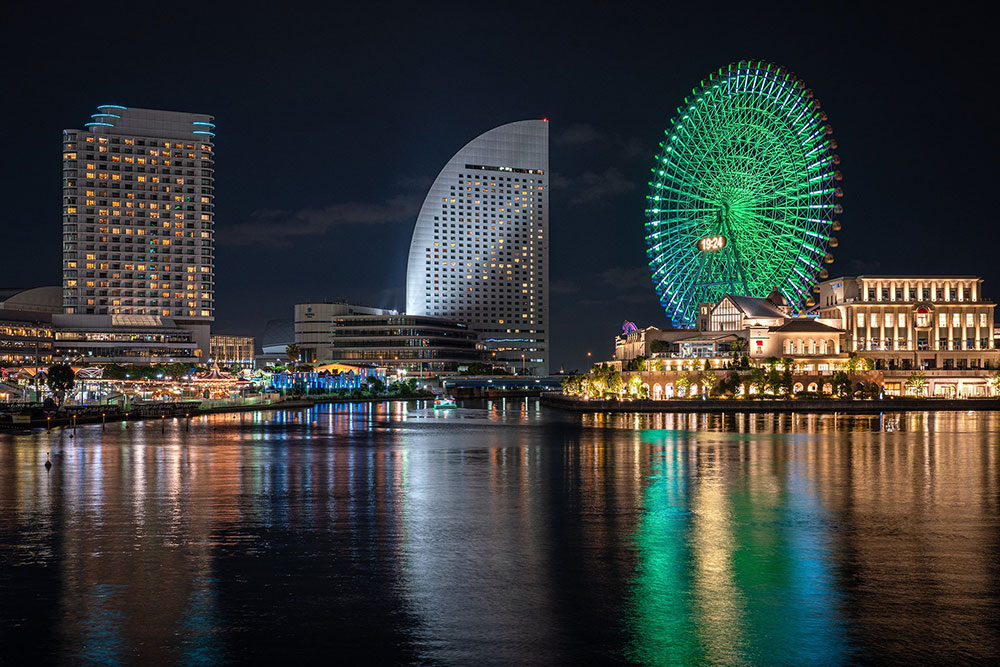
[697,235,727,252]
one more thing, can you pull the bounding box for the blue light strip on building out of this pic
[97,104,128,110]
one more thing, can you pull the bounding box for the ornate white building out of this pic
[816,275,998,396]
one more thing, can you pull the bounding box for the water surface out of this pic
[2,402,998,664]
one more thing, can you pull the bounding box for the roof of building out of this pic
[823,275,983,283]
[768,319,843,333]
[0,286,62,314]
[725,294,788,320]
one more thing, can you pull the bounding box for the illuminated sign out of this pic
[697,235,727,252]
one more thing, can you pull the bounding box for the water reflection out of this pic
[1,404,998,664]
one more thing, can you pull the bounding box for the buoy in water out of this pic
[44,452,52,469]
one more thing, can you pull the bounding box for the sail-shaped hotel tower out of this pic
[405,120,549,375]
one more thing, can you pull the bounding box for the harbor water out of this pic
[2,401,998,664]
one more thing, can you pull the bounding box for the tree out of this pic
[905,370,927,396]
[780,366,794,395]
[626,356,647,372]
[700,371,718,397]
[366,375,386,394]
[846,354,873,374]
[163,362,191,381]
[562,374,585,396]
[749,367,767,396]
[285,344,300,366]
[831,371,851,397]
[675,373,692,397]
[46,364,76,406]
[606,370,625,397]
[765,367,781,395]
[723,371,741,396]
[990,370,1000,396]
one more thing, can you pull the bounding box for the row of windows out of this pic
[856,339,991,351]
[857,312,989,328]
[67,136,212,152]
[861,285,979,302]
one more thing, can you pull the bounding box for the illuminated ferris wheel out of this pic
[645,60,842,328]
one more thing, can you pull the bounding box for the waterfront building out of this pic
[608,276,999,398]
[294,302,483,376]
[61,105,215,356]
[51,314,200,364]
[210,334,255,369]
[405,120,549,375]
[0,310,54,367]
[616,289,843,364]
[816,275,999,396]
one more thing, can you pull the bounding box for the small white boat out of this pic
[433,396,457,409]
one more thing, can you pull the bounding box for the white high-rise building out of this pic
[405,120,549,375]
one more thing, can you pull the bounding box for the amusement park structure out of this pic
[645,60,842,328]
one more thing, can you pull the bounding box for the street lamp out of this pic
[521,353,525,376]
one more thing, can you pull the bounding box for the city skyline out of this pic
[2,3,996,370]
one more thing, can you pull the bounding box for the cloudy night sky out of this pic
[2,2,995,371]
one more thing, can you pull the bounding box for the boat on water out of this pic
[433,396,458,409]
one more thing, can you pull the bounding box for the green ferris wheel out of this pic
[645,60,842,328]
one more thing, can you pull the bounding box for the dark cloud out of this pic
[600,266,651,290]
[550,279,580,294]
[846,258,882,275]
[554,122,602,145]
[569,168,636,205]
[220,194,422,246]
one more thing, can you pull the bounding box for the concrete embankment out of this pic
[1,395,433,432]
[540,393,1000,414]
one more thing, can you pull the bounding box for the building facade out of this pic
[52,314,200,364]
[405,120,549,375]
[210,334,255,369]
[61,105,215,355]
[294,302,482,376]
[816,275,998,396]
[0,311,54,367]
[295,302,395,363]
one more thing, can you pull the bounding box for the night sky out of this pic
[3,2,995,372]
